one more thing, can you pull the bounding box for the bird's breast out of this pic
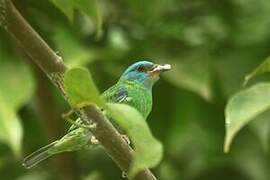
[124,81,152,118]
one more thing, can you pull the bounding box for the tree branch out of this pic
[0,0,156,179]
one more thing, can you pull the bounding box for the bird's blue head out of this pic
[120,60,171,89]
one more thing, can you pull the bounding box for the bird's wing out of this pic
[102,84,131,104]
[68,84,131,132]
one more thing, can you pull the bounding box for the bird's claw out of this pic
[61,109,75,120]
[62,109,96,130]
[90,136,99,145]
[122,171,128,179]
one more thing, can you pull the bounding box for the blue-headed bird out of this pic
[23,60,171,168]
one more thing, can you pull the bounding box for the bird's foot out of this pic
[122,171,128,179]
[121,134,130,145]
[90,136,99,145]
[62,109,96,130]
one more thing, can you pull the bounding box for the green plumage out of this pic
[103,80,152,118]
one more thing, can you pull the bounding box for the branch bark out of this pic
[0,0,157,179]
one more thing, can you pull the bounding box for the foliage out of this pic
[224,83,270,153]
[1,0,270,179]
[107,103,163,177]
[245,56,270,85]
[64,67,104,108]
[0,48,35,157]
[49,0,102,37]
[225,56,270,153]
[53,26,97,67]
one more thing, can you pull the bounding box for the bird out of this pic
[22,60,171,168]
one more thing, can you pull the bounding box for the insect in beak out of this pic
[149,64,171,75]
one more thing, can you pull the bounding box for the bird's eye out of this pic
[137,65,146,72]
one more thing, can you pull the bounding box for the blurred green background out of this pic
[1,0,270,179]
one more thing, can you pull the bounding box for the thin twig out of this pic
[0,0,157,179]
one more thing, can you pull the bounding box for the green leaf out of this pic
[224,83,270,153]
[244,57,270,85]
[49,0,74,21]
[64,67,105,108]
[0,58,35,156]
[49,0,102,37]
[0,100,23,157]
[107,103,163,178]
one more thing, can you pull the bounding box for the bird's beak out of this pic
[149,64,171,75]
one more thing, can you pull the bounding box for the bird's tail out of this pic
[22,141,58,169]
